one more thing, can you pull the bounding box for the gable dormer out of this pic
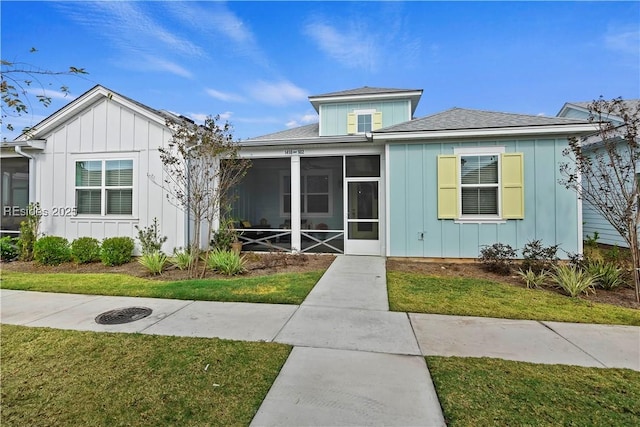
[308,87,423,137]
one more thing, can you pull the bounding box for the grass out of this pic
[0,270,324,304]
[427,356,640,427]
[1,325,291,427]
[387,271,640,326]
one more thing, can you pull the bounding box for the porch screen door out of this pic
[344,155,381,255]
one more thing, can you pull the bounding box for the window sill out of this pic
[454,218,506,224]
[70,216,139,221]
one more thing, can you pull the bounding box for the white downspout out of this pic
[14,146,35,204]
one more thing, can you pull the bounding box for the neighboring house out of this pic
[0,85,186,253]
[557,100,640,248]
[1,85,596,259]
[234,87,595,258]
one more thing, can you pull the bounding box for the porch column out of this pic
[291,155,301,252]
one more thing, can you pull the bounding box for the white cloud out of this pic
[219,111,233,121]
[205,89,245,103]
[285,112,319,128]
[188,113,208,124]
[304,21,377,71]
[605,29,640,55]
[144,56,193,78]
[164,2,268,67]
[59,2,202,79]
[26,88,76,101]
[247,81,308,106]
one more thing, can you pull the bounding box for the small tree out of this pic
[157,115,250,277]
[559,97,640,302]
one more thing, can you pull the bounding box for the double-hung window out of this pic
[347,110,383,134]
[437,148,524,221]
[460,155,499,216]
[75,159,133,215]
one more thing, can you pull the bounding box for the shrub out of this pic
[101,237,134,266]
[138,251,168,275]
[586,260,624,290]
[70,237,101,264]
[33,236,72,266]
[521,239,559,273]
[135,218,167,255]
[207,249,246,276]
[0,236,18,261]
[18,202,42,261]
[479,243,516,275]
[551,265,596,297]
[516,268,549,289]
[172,249,193,270]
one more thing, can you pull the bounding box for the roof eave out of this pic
[309,90,423,113]
[240,135,370,147]
[374,124,598,141]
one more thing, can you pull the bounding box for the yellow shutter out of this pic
[347,113,356,134]
[437,155,458,219]
[372,112,383,130]
[501,152,524,219]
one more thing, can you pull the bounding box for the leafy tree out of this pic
[157,115,250,277]
[1,48,87,134]
[559,97,639,302]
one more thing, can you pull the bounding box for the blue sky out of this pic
[2,1,639,141]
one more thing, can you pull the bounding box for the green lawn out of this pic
[388,271,640,326]
[0,270,324,304]
[1,325,290,427]
[428,356,640,427]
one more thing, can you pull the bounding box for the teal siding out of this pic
[388,138,579,259]
[320,100,410,136]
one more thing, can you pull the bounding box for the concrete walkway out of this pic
[2,255,640,425]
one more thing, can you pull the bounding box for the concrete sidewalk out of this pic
[2,254,640,425]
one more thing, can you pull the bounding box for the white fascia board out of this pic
[240,135,370,147]
[15,86,167,141]
[374,124,598,142]
[310,90,423,112]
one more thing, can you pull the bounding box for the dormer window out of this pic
[347,109,383,135]
[357,112,373,133]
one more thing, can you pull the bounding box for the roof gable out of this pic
[15,85,176,141]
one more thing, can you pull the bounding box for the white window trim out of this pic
[453,147,505,223]
[74,158,135,217]
[354,109,376,134]
[280,169,333,218]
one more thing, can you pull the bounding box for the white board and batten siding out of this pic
[34,96,186,254]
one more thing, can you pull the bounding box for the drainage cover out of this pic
[95,307,152,325]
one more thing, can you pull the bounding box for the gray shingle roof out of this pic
[310,86,422,98]
[563,99,640,112]
[376,108,590,133]
[245,123,319,141]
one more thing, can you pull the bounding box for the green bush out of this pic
[70,237,101,264]
[479,243,516,275]
[33,236,72,266]
[135,218,167,255]
[138,251,168,275]
[0,236,19,261]
[586,260,624,290]
[172,249,194,270]
[207,249,246,276]
[100,237,134,266]
[516,268,549,289]
[551,265,596,297]
[521,239,559,274]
